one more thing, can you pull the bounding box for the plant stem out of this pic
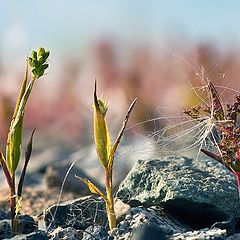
[10,173,18,235]
[105,169,116,231]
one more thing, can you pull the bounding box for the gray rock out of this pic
[169,228,227,240]
[5,231,48,240]
[49,227,81,240]
[114,199,131,222]
[28,147,72,174]
[44,195,107,231]
[45,161,103,195]
[112,206,185,240]
[0,210,9,220]
[82,225,112,240]
[18,215,37,234]
[116,157,238,228]
[0,220,11,239]
[226,233,240,239]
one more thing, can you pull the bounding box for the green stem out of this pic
[105,169,116,231]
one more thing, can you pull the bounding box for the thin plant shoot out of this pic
[76,82,137,231]
[0,48,50,235]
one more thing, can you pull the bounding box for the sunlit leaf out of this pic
[93,81,111,168]
[108,98,137,170]
[12,62,28,119]
[6,79,35,174]
[75,176,108,202]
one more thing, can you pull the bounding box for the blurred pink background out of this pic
[0,1,240,149]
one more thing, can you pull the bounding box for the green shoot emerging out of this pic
[0,48,50,235]
[76,81,137,231]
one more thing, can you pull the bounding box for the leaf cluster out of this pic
[28,48,50,80]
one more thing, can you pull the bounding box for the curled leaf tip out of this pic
[94,82,108,115]
[94,80,99,108]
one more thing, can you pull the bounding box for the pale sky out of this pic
[0,1,240,59]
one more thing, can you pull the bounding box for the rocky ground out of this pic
[0,152,240,239]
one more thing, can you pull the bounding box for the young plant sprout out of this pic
[76,82,137,231]
[184,81,240,231]
[0,48,50,235]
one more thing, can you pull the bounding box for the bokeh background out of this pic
[0,1,240,156]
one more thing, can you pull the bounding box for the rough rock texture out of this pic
[226,233,240,239]
[18,215,37,234]
[0,220,11,239]
[82,225,112,240]
[112,206,186,240]
[0,210,9,220]
[44,196,107,231]
[114,199,131,222]
[49,227,82,240]
[116,157,238,228]
[5,231,48,240]
[169,228,227,240]
[0,216,37,239]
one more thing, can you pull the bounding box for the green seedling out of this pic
[0,48,50,235]
[76,82,137,231]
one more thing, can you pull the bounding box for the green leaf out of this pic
[6,119,23,174]
[108,98,137,170]
[6,75,35,174]
[17,129,35,197]
[93,82,111,168]
[75,176,108,202]
[12,62,28,120]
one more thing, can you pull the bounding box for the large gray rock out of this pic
[49,227,81,240]
[169,228,227,240]
[226,233,240,239]
[18,215,37,234]
[44,196,107,231]
[82,225,112,240]
[116,157,239,228]
[5,231,48,240]
[112,206,185,240]
[0,220,11,239]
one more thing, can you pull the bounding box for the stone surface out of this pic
[226,233,240,239]
[112,206,185,240]
[5,231,48,240]
[0,188,77,217]
[169,228,227,240]
[19,215,37,234]
[116,157,238,228]
[0,210,9,220]
[44,195,107,231]
[45,161,103,195]
[82,225,112,240]
[114,199,131,222]
[0,220,11,239]
[49,227,81,240]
